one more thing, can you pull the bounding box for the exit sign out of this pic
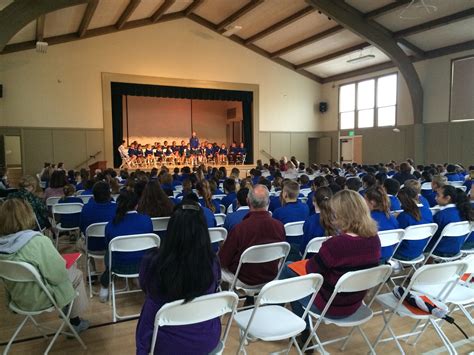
[348,130,355,136]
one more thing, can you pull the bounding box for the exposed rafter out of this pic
[36,15,45,42]
[151,0,175,23]
[78,0,99,38]
[184,0,205,16]
[116,0,141,30]
[425,39,474,59]
[397,38,425,59]
[295,42,371,70]
[244,6,314,45]
[322,61,397,83]
[187,13,323,83]
[394,8,474,39]
[270,25,343,58]
[364,0,411,20]
[216,0,264,32]
[306,0,424,124]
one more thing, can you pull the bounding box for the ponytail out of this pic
[113,190,138,224]
[398,187,421,221]
[313,187,335,236]
[365,185,391,217]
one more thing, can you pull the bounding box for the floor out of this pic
[1,241,473,354]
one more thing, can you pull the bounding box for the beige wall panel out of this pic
[22,129,53,175]
[85,130,105,168]
[270,133,291,162]
[424,123,449,164]
[258,132,271,162]
[52,130,87,170]
[290,132,310,165]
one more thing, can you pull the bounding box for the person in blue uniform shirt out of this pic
[427,185,473,256]
[445,164,463,181]
[220,178,236,211]
[223,188,250,232]
[383,178,401,211]
[219,144,228,164]
[189,131,199,149]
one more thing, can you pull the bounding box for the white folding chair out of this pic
[209,227,227,244]
[214,213,226,227]
[379,229,405,263]
[421,182,432,191]
[0,260,87,354]
[413,255,474,326]
[213,194,226,201]
[219,204,226,214]
[228,242,291,303]
[75,189,85,195]
[85,222,107,298]
[108,233,161,322]
[391,223,438,286]
[430,206,441,216]
[284,221,305,240]
[51,202,83,248]
[302,237,328,260]
[302,265,393,354]
[425,221,472,263]
[46,196,61,209]
[372,261,468,355]
[227,203,234,214]
[78,195,93,204]
[151,216,170,234]
[150,291,238,355]
[448,181,463,187]
[235,274,324,354]
[461,221,474,255]
[300,188,312,197]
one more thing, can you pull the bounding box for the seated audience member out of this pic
[280,190,381,339]
[404,179,431,213]
[80,179,95,196]
[196,180,220,213]
[392,162,417,185]
[136,201,221,355]
[8,175,49,230]
[273,180,309,228]
[423,175,447,207]
[345,177,362,192]
[393,187,434,261]
[99,191,153,302]
[220,178,237,211]
[307,176,329,215]
[445,164,463,182]
[360,174,376,196]
[0,199,89,332]
[81,181,117,251]
[427,185,473,256]
[223,188,250,232]
[301,187,334,255]
[182,193,216,228]
[137,181,174,218]
[44,170,68,200]
[219,185,285,286]
[269,177,283,212]
[57,184,83,229]
[383,178,402,211]
[364,186,399,262]
[159,173,174,196]
[299,174,311,190]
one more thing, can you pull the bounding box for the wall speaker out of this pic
[319,101,327,113]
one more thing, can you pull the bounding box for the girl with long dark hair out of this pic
[137,181,174,218]
[136,202,221,354]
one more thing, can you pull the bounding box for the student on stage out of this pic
[136,144,145,166]
[153,143,163,165]
[205,143,214,163]
[229,142,238,164]
[144,144,154,166]
[218,144,228,164]
[118,140,132,165]
[236,142,247,163]
[128,143,138,164]
[189,131,199,149]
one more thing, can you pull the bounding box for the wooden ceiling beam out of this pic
[36,15,45,42]
[151,0,175,23]
[306,0,424,124]
[394,8,474,39]
[216,0,264,32]
[116,0,141,30]
[78,0,99,37]
[187,13,323,83]
[397,38,425,59]
[184,0,205,16]
[364,0,411,19]
[425,39,474,59]
[244,6,314,45]
[296,42,371,70]
[270,25,343,58]
[322,61,397,83]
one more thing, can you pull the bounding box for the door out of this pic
[340,138,353,164]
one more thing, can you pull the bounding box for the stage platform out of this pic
[116,164,257,178]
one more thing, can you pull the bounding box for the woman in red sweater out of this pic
[281,190,381,334]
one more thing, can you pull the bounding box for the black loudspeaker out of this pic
[0,85,2,98]
[319,101,327,113]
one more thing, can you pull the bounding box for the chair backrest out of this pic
[85,222,107,250]
[151,217,171,232]
[214,213,226,227]
[219,205,226,214]
[456,186,467,192]
[46,196,61,207]
[448,181,463,187]
[302,237,327,259]
[333,264,393,293]
[378,229,405,249]
[240,242,291,265]
[79,195,93,204]
[174,185,183,192]
[402,223,438,241]
[463,254,474,274]
[430,207,440,216]
[209,227,227,244]
[439,221,471,239]
[213,194,226,201]
[151,291,239,355]
[109,233,161,254]
[421,182,432,190]
[52,202,83,215]
[256,274,324,306]
[284,221,305,237]
[300,188,312,197]
[227,204,234,214]
[75,189,85,195]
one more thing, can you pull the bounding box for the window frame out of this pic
[338,72,398,130]
[449,55,474,123]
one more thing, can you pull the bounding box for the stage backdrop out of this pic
[111,82,253,167]
[123,96,240,146]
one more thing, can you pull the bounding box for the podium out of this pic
[89,161,107,175]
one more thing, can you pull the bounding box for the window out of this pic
[338,73,397,129]
[450,56,474,122]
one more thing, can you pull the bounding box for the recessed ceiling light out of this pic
[346,54,375,64]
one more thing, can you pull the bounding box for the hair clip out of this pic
[181,204,200,211]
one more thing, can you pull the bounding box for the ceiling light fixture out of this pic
[222,25,242,37]
[346,54,375,64]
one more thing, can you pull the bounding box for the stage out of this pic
[116,163,257,179]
